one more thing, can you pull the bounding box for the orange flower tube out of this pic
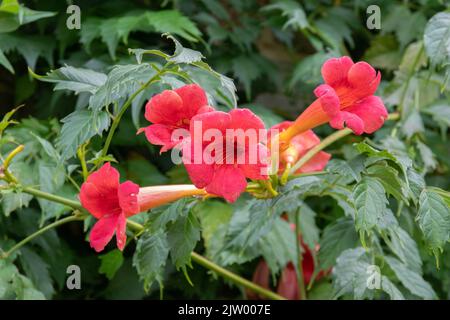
[138,185,207,211]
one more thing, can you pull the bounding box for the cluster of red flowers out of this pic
[79,56,387,266]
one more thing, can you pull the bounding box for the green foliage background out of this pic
[0,0,450,300]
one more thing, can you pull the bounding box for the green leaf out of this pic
[32,66,107,94]
[166,34,204,64]
[423,100,450,131]
[383,5,425,48]
[416,140,437,173]
[125,157,168,186]
[211,198,275,265]
[363,35,401,71]
[298,202,319,251]
[381,276,405,300]
[326,159,360,183]
[1,162,35,216]
[57,110,110,160]
[89,63,155,111]
[357,140,412,177]
[385,256,436,299]
[221,199,276,253]
[0,34,55,70]
[332,248,373,299]
[0,48,13,73]
[81,10,201,58]
[386,226,422,273]
[193,200,232,253]
[0,105,20,135]
[99,250,124,280]
[407,168,425,203]
[0,260,45,300]
[353,177,388,238]
[37,160,67,222]
[0,0,55,33]
[259,218,297,276]
[147,11,201,42]
[424,12,450,68]
[290,52,335,87]
[190,60,238,108]
[12,275,45,300]
[19,247,54,299]
[31,133,61,162]
[0,260,17,299]
[149,199,193,230]
[231,54,270,99]
[366,163,408,203]
[318,217,359,270]
[417,189,450,258]
[167,211,201,269]
[263,0,309,30]
[133,230,169,291]
[402,110,424,139]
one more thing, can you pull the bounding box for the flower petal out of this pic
[276,263,299,300]
[197,105,215,114]
[297,151,331,173]
[118,181,140,216]
[144,90,184,125]
[329,111,365,135]
[347,61,381,98]
[302,244,315,285]
[321,56,354,86]
[190,110,231,136]
[229,108,266,134]
[314,84,340,117]
[141,124,179,153]
[271,121,292,132]
[248,260,271,299]
[115,213,127,251]
[89,213,121,252]
[206,165,247,203]
[175,84,208,119]
[345,96,388,134]
[79,163,121,219]
[290,130,321,153]
[239,143,269,180]
[182,138,215,188]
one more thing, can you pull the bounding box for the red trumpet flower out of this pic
[139,84,214,152]
[79,163,206,252]
[182,108,269,203]
[278,56,388,147]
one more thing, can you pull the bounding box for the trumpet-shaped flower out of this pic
[278,56,388,146]
[182,108,269,203]
[139,84,214,152]
[271,121,331,173]
[79,163,206,252]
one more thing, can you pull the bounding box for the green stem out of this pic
[17,188,284,300]
[22,186,84,211]
[190,252,286,300]
[295,209,307,300]
[98,69,167,163]
[288,113,400,176]
[2,215,86,258]
[1,144,24,183]
[77,144,88,181]
[289,128,352,175]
